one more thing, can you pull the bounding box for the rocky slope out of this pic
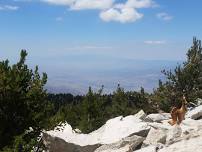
[43,105,202,152]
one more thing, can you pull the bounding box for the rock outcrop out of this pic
[133,110,147,120]
[166,124,182,145]
[45,115,150,146]
[42,133,101,152]
[142,127,167,147]
[144,113,171,123]
[94,135,145,152]
[186,105,202,119]
[159,130,202,152]
[43,105,202,152]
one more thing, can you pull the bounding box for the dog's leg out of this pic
[168,107,178,126]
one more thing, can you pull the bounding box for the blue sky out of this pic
[0,0,202,93]
[1,0,202,61]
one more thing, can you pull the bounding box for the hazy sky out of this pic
[1,0,202,61]
[0,0,202,93]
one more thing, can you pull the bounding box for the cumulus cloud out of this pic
[0,5,19,11]
[19,0,157,23]
[70,0,114,10]
[100,0,155,23]
[144,40,166,45]
[125,0,155,8]
[100,7,143,23]
[42,0,114,9]
[157,12,173,21]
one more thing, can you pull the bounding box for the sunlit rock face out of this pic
[43,105,202,152]
[186,105,202,120]
[42,133,101,152]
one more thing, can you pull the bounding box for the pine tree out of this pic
[0,50,48,150]
[78,86,104,133]
[111,84,128,117]
[153,38,202,111]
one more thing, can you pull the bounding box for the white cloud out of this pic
[71,0,114,10]
[33,0,157,23]
[144,40,166,45]
[42,0,114,9]
[0,5,19,11]
[125,0,155,8]
[100,7,143,23]
[42,0,75,5]
[157,12,173,21]
[100,0,155,23]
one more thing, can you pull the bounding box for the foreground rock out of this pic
[159,131,202,152]
[186,105,202,120]
[44,108,202,152]
[134,144,164,152]
[133,145,157,152]
[196,98,202,106]
[45,115,150,146]
[42,133,100,152]
[95,135,144,152]
[144,113,171,122]
[142,127,167,147]
[166,124,182,145]
[133,110,147,120]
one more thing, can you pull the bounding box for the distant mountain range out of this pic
[45,59,182,95]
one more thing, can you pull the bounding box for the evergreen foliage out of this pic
[0,50,50,150]
[152,38,202,112]
[47,85,156,134]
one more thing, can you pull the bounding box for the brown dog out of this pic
[168,95,188,126]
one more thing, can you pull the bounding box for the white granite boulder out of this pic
[159,133,202,152]
[44,108,202,152]
[142,127,167,147]
[134,110,147,120]
[145,113,171,122]
[134,144,164,152]
[133,145,156,152]
[166,124,182,145]
[186,105,202,120]
[196,98,202,106]
[95,135,145,152]
[46,115,150,146]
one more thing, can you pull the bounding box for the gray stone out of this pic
[196,98,202,106]
[145,113,170,123]
[134,110,147,120]
[159,134,202,152]
[42,133,101,152]
[166,125,182,145]
[74,128,82,133]
[95,135,145,152]
[133,145,156,152]
[142,127,167,147]
[186,105,202,120]
[134,143,164,152]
